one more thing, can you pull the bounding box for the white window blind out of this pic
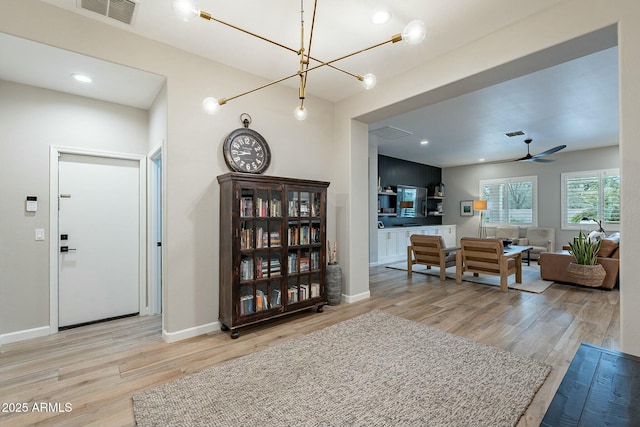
[479,176,537,226]
[562,169,620,230]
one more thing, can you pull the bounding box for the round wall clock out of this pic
[222,113,271,174]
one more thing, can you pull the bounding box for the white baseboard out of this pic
[0,325,51,346]
[162,321,220,343]
[343,291,371,303]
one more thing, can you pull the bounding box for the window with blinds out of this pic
[561,169,620,230]
[479,176,537,226]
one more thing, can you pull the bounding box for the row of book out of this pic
[240,227,281,249]
[256,257,281,279]
[288,199,317,217]
[256,197,282,217]
[240,289,271,315]
[240,283,321,315]
[240,196,282,218]
[287,283,320,303]
[240,194,320,218]
[287,225,320,246]
[242,253,321,279]
[240,258,254,281]
[287,251,320,273]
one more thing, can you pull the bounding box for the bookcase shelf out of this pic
[217,173,330,338]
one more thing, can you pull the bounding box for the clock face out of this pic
[223,128,271,174]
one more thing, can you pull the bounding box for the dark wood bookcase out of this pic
[217,173,330,338]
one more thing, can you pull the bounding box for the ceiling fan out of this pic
[515,138,566,162]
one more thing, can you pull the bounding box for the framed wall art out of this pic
[460,200,474,216]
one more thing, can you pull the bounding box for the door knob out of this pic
[60,246,77,253]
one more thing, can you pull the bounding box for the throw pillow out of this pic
[597,238,618,257]
[587,230,606,243]
[607,232,620,243]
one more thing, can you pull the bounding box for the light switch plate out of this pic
[35,229,45,241]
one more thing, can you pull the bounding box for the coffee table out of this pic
[506,244,533,266]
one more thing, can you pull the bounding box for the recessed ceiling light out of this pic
[479,158,486,162]
[372,9,392,24]
[420,140,429,145]
[71,73,93,83]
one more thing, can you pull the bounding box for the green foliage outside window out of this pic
[566,171,619,224]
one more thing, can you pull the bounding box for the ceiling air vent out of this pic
[80,0,137,25]
[369,125,413,140]
[505,130,525,137]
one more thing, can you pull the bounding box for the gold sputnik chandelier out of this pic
[171,0,427,120]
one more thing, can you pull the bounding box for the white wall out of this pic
[0,80,148,336]
[148,83,167,153]
[336,0,640,356]
[368,142,379,265]
[0,0,336,341]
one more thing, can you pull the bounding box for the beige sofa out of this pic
[493,227,555,260]
[539,233,620,289]
[518,227,555,260]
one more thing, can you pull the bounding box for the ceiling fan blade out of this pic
[489,141,566,164]
[531,158,554,163]
[515,154,533,162]
[482,158,515,164]
[532,144,566,158]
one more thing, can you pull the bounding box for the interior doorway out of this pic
[50,146,147,331]
[148,145,163,316]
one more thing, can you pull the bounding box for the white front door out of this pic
[58,154,140,327]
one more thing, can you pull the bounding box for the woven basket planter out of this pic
[567,262,606,287]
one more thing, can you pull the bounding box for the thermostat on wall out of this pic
[26,196,37,212]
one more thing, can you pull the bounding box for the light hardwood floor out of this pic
[0,265,619,426]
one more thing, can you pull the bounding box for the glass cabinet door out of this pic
[286,188,324,307]
[236,185,284,317]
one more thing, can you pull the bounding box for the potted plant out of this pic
[566,230,606,287]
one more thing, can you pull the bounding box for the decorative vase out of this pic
[567,262,606,287]
[326,263,342,305]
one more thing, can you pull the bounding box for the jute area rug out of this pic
[386,262,554,293]
[133,310,551,427]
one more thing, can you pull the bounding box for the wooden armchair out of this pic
[456,237,521,292]
[407,234,458,281]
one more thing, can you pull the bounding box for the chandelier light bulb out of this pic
[361,73,377,90]
[177,2,428,120]
[402,20,427,45]
[202,97,221,115]
[372,9,391,24]
[294,105,308,121]
[171,0,199,21]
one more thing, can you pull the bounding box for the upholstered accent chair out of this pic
[407,234,457,281]
[518,227,555,260]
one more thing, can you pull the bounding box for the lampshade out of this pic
[473,200,487,211]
